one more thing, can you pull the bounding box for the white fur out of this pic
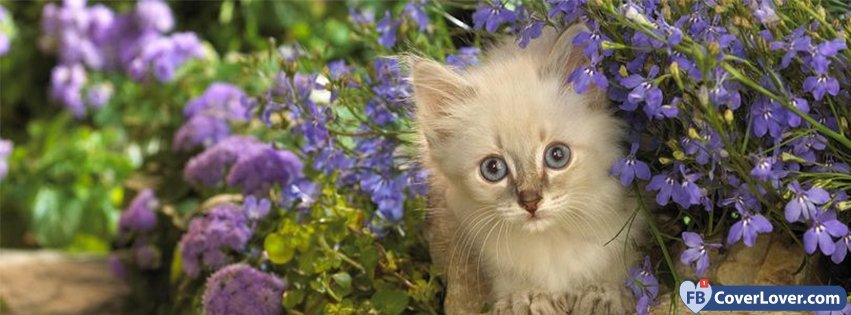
[414,27,645,311]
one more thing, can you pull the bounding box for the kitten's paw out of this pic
[572,284,631,315]
[493,292,574,315]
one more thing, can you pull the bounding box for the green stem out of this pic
[721,63,851,150]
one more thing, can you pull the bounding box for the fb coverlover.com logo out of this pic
[679,278,847,313]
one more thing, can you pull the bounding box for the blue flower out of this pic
[680,232,721,276]
[625,256,659,315]
[119,189,159,234]
[376,11,399,48]
[621,66,663,113]
[647,164,702,208]
[179,203,252,278]
[803,72,840,101]
[769,29,810,69]
[568,62,608,94]
[832,233,851,264]
[610,143,651,186]
[709,68,741,110]
[515,18,544,48]
[445,47,480,69]
[750,97,787,139]
[403,0,429,32]
[472,0,516,33]
[803,210,848,255]
[243,196,271,221]
[547,0,586,24]
[785,181,830,223]
[727,212,773,247]
[749,153,787,184]
[721,183,763,214]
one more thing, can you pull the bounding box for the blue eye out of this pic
[544,143,571,169]
[480,156,508,182]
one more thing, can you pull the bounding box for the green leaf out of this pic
[331,272,352,297]
[370,289,409,315]
[265,233,295,264]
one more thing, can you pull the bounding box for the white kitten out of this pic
[412,25,646,314]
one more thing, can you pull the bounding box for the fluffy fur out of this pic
[411,26,646,314]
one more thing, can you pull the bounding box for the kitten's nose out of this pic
[517,190,542,214]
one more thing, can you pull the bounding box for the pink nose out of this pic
[517,190,542,214]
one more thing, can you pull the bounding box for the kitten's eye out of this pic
[479,156,508,182]
[544,143,571,169]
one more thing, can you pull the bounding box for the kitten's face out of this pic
[428,62,622,233]
[412,27,623,233]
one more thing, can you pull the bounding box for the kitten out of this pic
[411,25,646,314]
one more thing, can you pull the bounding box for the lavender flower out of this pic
[625,256,659,315]
[750,97,787,139]
[445,47,481,69]
[515,11,544,49]
[611,143,651,186]
[172,115,231,152]
[568,63,608,94]
[183,136,303,196]
[680,232,721,276]
[727,212,773,247]
[134,0,174,33]
[832,233,851,264]
[376,11,399,48]
[183,83,251,120]
[50,63,87,117]
[202,264,286,315]
[472,0,516,33]
[243,196,271,221]
[86,83,113,108]
[118,189,159,234]
[179,203,252,278]
[803,211,848,255]
[803,71,840,101]
[403,0,429,32]
[0,139,11,180]
[785,181,830,223]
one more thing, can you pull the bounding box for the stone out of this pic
[0,250,128,315]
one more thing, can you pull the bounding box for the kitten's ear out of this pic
[409,56,474,140]
[541,24,589,81]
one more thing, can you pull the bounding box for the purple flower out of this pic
[625,256,659,315]
[227,148,303,196]
[183,83,251,121]
[179,203,252,278]
[0,139,12,180]
[349,8,374,25]
[803,211,848,255]
[785,181,831,223]
[568,63,608,94]
[86,83,112,108]
[709,68,741,110]
[50,63,87,117]
[445,47,480,69]
[376,11,399,48]
[134,243,160,269]
[770,29,810,69]
[832,233,851,264]
[808,38,847,74]
[611,143,651,186]
[108,254,127,280]
[183,136,303,196]
[243,196,271,221]
[750,154,787,184]
[516,19,544,48]
[172,115,231,152]
[749,0,778,24]
[403,0,429,32]
[750,97,787,139]
[202,264,286,315]
[647,164,702,208]
[360,172,408,221]
[621,66,663,113]
[472,0,516,33]
[680,232,721,276]
[118,189,159,234]
[721,183,762,214]
[790,133,826,163]
[572,24,609,57]
[0,34,8,57]
[803,72,840,101]
[135,0,174,33]
[547,0,586,24]
[727,212,773,247]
